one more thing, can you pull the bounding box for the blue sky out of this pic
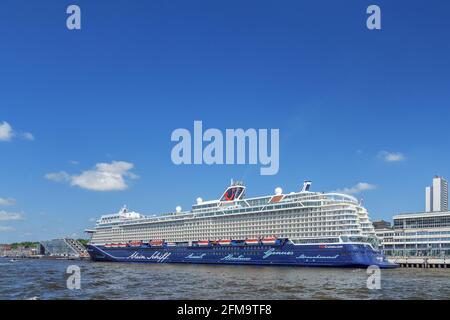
[1,0,449,242]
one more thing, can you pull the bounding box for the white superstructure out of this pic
[89,181,376,245]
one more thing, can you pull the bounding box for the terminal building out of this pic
[39,238,89,258]
[375,176,450,257]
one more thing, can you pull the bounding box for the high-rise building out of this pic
[425,176,448,212]
[425,186,433,212]
[434,176,448,212]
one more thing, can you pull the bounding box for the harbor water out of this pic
[1,257,450,300]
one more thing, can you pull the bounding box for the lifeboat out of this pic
[165,242,176,247]
[150,240,164,247]
[218,239,232,246]
[245,239,260,245]
[104,243,112,248]
[198,240,209,246]
[118,243,127,248]
[261,237,277,245]
[129,241,142,247]
[110,243,118,248]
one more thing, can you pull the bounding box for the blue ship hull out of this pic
[87,243,397,269]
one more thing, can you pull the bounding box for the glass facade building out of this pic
[379,211,450,257]
[39,238,88,257]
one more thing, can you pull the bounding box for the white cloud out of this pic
[0,198,16,206]
[0,121,34,142]
[45,171,71,182]
[0,122,13,141]
[46,161,138,191]
[22,132,35,141]
[378,151,405,162]
[0,226,15,232]
[0,211,24,221]
[335,182,377,195]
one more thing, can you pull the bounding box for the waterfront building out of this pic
[39,238,89,258]
[373,220,392,230]
[375,177,450,257]
[0,244,12,256]
[379,211,450,257]
[3,246,38,258]
[425,176,448,212]
[373,220,394,248]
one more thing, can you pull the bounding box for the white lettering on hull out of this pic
[296,254,340,260]
[127,251,171,262]
[262,248,294,259]
[220,254,251,261]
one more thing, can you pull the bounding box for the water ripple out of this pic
[1,257,450,300]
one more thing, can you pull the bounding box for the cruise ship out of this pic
[86,181,397,268]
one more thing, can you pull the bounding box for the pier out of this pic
[388,257,450,268]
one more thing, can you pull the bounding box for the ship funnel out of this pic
[301,181,312,192]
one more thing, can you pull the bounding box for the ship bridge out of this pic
[98,206,143,225]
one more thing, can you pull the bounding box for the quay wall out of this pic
[388,257,450,268]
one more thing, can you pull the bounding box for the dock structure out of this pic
[388,257,450,268]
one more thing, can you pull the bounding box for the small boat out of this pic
[261,237,277,245]
[218,239,232,246]
[197,240,209,246]
[9,259,17,262]
[245,239,260,245]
